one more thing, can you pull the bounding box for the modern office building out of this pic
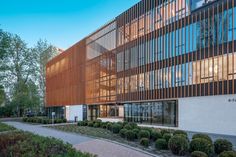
[46,0,236,136]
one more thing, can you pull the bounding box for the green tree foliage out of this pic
[32,39,58,108]
[0,29,58,117]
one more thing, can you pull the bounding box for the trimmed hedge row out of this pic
[22,117,66,124]
[77,120,235,156]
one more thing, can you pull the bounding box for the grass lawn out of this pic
[47,124,178,157]
[0,122,15,132]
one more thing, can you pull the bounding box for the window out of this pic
[139,15,145,37]
[131,19,138,40]
[117,52,124,72]
[158,69,163,89]
[130,75,137,92]
[139,43,145,66]
[150,71,155,90]
[118,26,124,46]
[125,77,129,93]
[139,73,145,91]
[125,24,130,43]
[117,78,123,94]
[145,72,150,90]
[124,50,129,70]
[130,46,138,68]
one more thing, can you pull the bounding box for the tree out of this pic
[0,30,38,116]
[33,40,58,109]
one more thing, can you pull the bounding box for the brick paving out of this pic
[4,121,157,157]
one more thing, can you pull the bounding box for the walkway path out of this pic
[4,121,157,157]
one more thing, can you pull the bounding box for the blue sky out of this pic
[0,0,140,49]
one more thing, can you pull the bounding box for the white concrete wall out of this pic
[179,94,236,136]
[66,105,83,121]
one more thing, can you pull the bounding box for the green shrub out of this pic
[168,135,189,156]
[163,133,172,143]
[93,123,100,128]
[151,130,162,141]
[190,138,213,155]
[219,151,236,157]
[138,130,150,139]
[88,121,94,127]
[100,122,107,129]
[62,118,67,123]
[192,133,212,143]
[161,129,171,136]
[141,127,153,134]
[173,130,188,137]
[119,129,127,138]
[112,124,122,134]
[155,138,168,150]
[125,130,135,141]
[191,151,208,157]
[214,139,233,154]
[106,122,113,131]
[129,122,138,129]
[140,138,149,147]
[77,120,88,126]
[124,124,132,130]
[132,128,140,139]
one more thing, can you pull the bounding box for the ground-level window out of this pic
[124,100,178,127]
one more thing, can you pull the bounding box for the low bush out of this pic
[93,123,100,128]
[138,130,150,139]
[151,130,162,141]
[112,124,122,134]
[155,138,168,150]
[129,122,138,129]
[0,131,95,157]
[100,122,107,129]
[160,129,171,136]
[88,121,94,127]
[124,124,132,130]
[140,138,149,147]
[214,139,233,154]
[141,127,153,135]
[192,133,212,143]
[163,133,172,143]
[168,135,189,156]
[219,151,236,157]
[106,122,113,131]
[173,130,188,137]
[190,138,213,155]
[23,117,66,124]
[191,151,208,157]
[119,129,127,138]
[132,128,139,139]
[125,130,135,141]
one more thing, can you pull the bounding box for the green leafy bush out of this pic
[93,123,100,128]
[191,151,208,157]
[155,139,168,150]
[219,151,236,157]
[129,122,138,129]
[0,131,95,157]
[112,124,122,134]
[124,124,132,130]
[100,122,107,129]
[214,139,233,154]
[192,133,212,143]
[119,129,127,138]
[138,130,150,139]
[190,138,213,155]
[88,121,94,127]
[125,130,135,141]
[151,130,162,141]
[132,128,140,139]
[168,135,189,156]
[173,130,188,137]
[106,122,113,131]
[140,138,149,147]
[163,133,172,143]
[141,127,153,134]
[160,129,171,136]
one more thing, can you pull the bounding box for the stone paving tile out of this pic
[74,139,156,157]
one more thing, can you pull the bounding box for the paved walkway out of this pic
[4,122,156,157]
